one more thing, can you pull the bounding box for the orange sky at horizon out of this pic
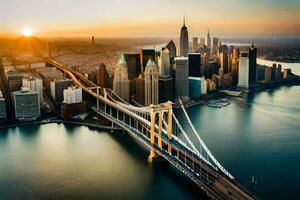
[1,0,300,38]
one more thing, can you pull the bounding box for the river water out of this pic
[0,60,299,200]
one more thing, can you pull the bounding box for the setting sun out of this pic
[22,28,32,36]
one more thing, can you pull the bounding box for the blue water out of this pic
[0,124,206,200]
[176,85,300,199]
[0,60,299,199]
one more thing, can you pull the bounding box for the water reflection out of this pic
[176,85,300,199]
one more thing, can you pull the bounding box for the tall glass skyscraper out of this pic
[248,44,257,84]
[180,17,189,57]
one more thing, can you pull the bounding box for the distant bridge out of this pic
[46,57,257,200]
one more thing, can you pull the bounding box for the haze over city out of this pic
[1,0,300,37]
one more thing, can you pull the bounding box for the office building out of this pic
[180,17,189,57]
[63,87,82,104]
[159,48,171,77]
[219,52,229,74]
[202,53,210,78]
[212,37,219,54]
[257,65,265,81]
[166,40,177,66]
[144,59,159,106]
[50,79,74,103]
[271,64,277,81]
[140,49,155,73]
[189,77,201,99]
[188,53,201,77]
[124,53,141,79]
[200,77,207,95]
[113,54,130,102]
[199,38,205,47]
[276,64,282,81]
[283,69,291,79]
[7,71,25,92]
[97,63,109,88]
[218,45,228,56]
[175,57,189,100]
[135,75,145,106]
[159,77,174,103]
[22,78,44,104]
[192,37,198,52]
[238,52,249,88]
[206,79,217,91]
[0,95,6,121]
[265,67,272,83]
[13,88,40,121]
[231,48,239,84]
[206,30,211,49]
[248,44,257,84]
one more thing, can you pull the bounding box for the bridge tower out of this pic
[148,101,173,162]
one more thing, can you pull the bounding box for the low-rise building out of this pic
[13,88,40,121]
[50,79,74,103]
[63,87,82,104]
[283,69,292,79]
[265,67,272,83]
[22,78,44,104]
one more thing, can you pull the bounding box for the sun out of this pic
[22,28,33,37]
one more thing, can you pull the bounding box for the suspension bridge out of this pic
[46,57,257,200]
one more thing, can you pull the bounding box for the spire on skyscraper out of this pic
[183,16,186,27]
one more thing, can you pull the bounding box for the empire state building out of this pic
[180,17,189,57]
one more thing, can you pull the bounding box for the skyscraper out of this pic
[192,37,198,52]
[175,57,189,100]
[238,52,249,88]
[212,37,219,55]
[180,17,189,57]
[140,49,155,73]
[188,53,201,77]
[167,40,177,66]
[135,74,145,106]
[144,59,159,106]
[199,38,205,47]
[113,54,130,102]
[231,48,239,84]
[97,63,109,88]
[219,52,229,74]
[159,48,171,77]
[206,29,211,49]
[159,77,174,103]
[124,53,142,79]
[248,44,257,84]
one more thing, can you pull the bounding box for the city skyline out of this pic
[1,0,300,37]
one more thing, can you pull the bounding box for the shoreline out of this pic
[0,118,122,131]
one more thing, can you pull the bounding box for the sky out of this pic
[1,0,300,38]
